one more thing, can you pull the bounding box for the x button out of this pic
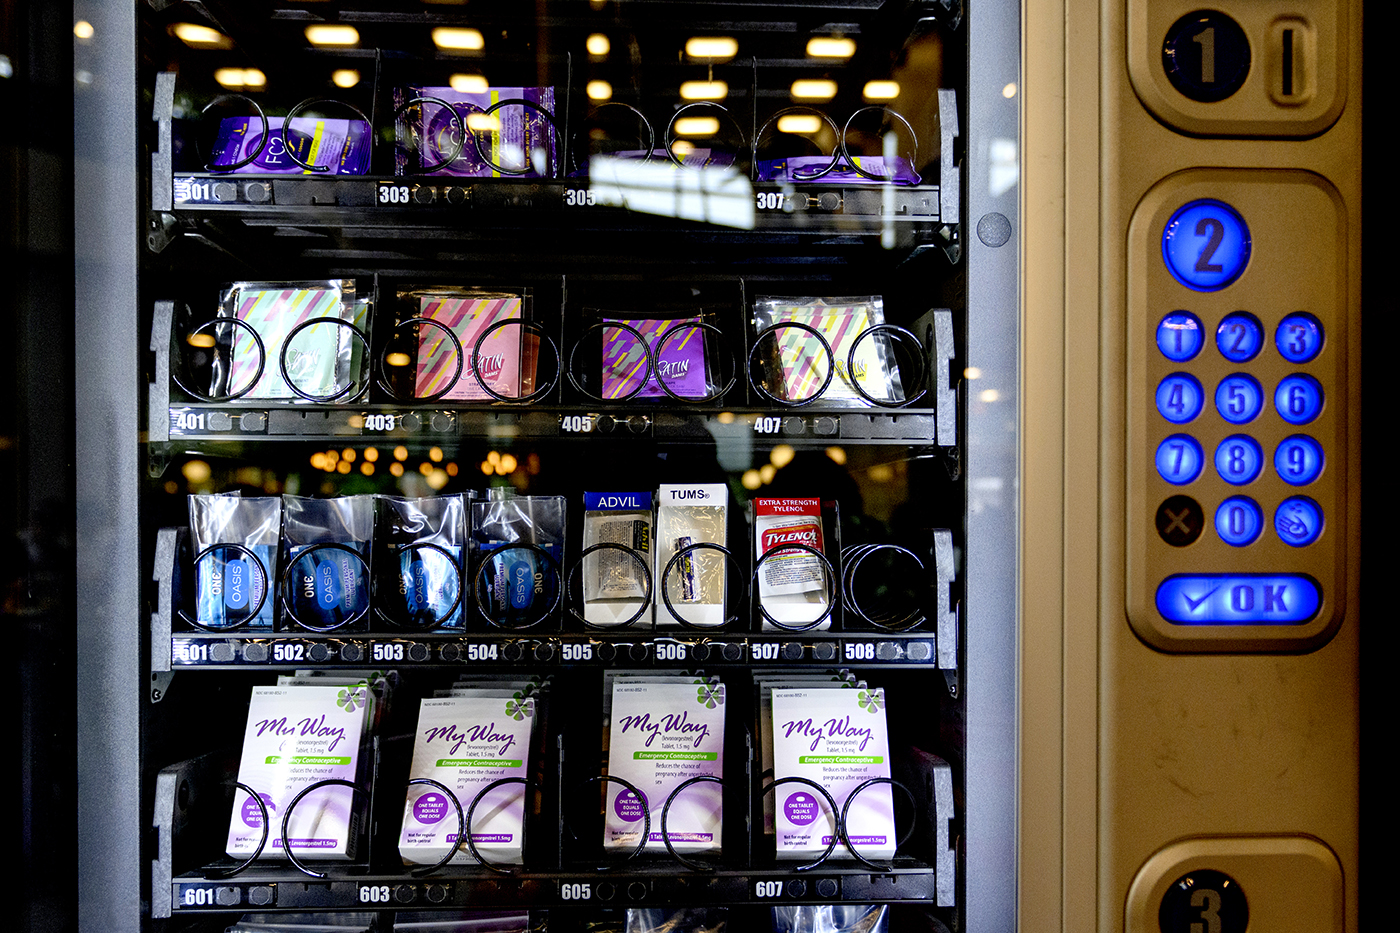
[1156,495,1203,546]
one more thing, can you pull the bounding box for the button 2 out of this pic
[1162,199,1251,292]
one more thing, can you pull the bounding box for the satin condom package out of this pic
[752,297,903,407]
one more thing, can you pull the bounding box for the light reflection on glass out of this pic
[680,80,727,101]
[776,114,822,135]
[173,24,231,48]
[433,27,484,50]
[685,37,737,60]
[806,37,856,58]
[450,73,489,93]
[863,80,899,100]
[587,80,612,101]
[674,116,720,136]
[790,79,837,102]
[332,69,360,89]
[586,33,610,56]
[305,25,359,46]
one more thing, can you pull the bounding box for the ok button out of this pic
[1156,574,1321,624]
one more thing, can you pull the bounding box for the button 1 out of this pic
[1156,434,1204,485]
[1156,311,1205,361]
[1162,200,1251,292]
[1275,312,1324,363]
[1157,373,1205,423]
[1156,495,1204,546]
[1215,312,1263,362]
[1156,574,1321,624]
[1274,435,1323,485]
[1214,435,1263,485]
[1162,11,1252,103]
[1158,869,1249,933]
[1275,496,1323,546]
[1214,374,1263,424]
[1214,496,1263,546]
[1275,374,1323,425]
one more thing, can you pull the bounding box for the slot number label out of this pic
[755,880,785,898]
[272,642,306,662]
[466,643,499,662]
[751,643,780,661]
[560,414,595,434]
[753,416,785,435]
[562,643,593,661]
[564,188,597,207]
[377,184,411,205]
[363,413,399,432]
[560,883,592,901]
[180,886,217,907]
[173,641,209,663]
[359,885,392,904]
[655,642,688,661]
[756,191,785,211]
[844,642,876,661]
[172,411,207,433]
[372,643,404,662]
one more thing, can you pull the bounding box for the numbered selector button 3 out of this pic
[1275,312,1325,363]
[1157,373,1205,423]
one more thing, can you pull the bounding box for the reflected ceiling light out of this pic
[673,116,720,136]
[364,448,379,462]
[186,332,216,348]
[863,80,899,100]
[429,446,444,462]
[73,21,94,39]
[790,79,837,101]
[770,444,795,468]
[360,462,374,476]
[393,446,408,461]
[806,36,855,58]
[586,33,610,56]
[305,24,359,46]
[741,469,762,490]
[426,469,448,490]
[1003,82,1017,98]
[214,67,266,89]
[680,80,727,101]
[589,0,607,8]
[332,69,360,88]
[587,80,613,101]
[449,72,488,93]
[337,460,352,474]
[777,114,822,134]
[390,462,405,477]
[670,140,695,158]
[685,36,737,60]
[466,112,500,132]
[173,23,232,49]
[979,388,1000,402]
[386,351,412,367]
[825,446,847,465]
[182,460,211,483]
[759,463,776,483]
[964,366,982,379]
[433,27,484,50]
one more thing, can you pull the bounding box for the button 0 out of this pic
[1214,496,1262,546]
[1162,11,1252,103]
[1156,574,1321,624]
[1162,201,1251,292]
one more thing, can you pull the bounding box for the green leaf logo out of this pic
[505,696,534,721]
[696,681,725,709]
[337,686,365,713]
[857,689,883,714]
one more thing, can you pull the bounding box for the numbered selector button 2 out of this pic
[1162,200,1251,292]
[1156,373,1204,423]
[1215,312,1263,363]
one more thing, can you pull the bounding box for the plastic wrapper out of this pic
[280,496,374,631]
[211,280,368,402]
[755,156,919,185]
[395,286,536,401]
[469,488,566,628]
[752,297,903,407]
[599,312,717,401]
[771,905,889,933]
[205,116,372,176]
[392,912,539,933]
[375,495,467,629]
[623,907,728,933]
[655,484,728,627]
[752,497,831,631]
[189,493,280,630]
[395,86,558,178]
[583,491,653,626]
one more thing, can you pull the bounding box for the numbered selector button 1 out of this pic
[1156,373,1205,423]
[1161,11,1253,104]
[1214,496,1263,547]
[1214,435,1263,485]
[1215,311,1264,363]
[1214,374,1263,424]
[1275,312,1325,363]
[1156,311,1205,362]
[1156,434,1205,485]
[1275,496,1323,547]
[1275,374,1324,424]
[1162,200,1251,292]
[1274,435,1324,485]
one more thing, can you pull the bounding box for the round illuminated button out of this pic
[1275,496,1323,546]
[1162,11,1252,103]
[1156,312,1205,361]
[1275,374,1324,424]
[1156,373,1204,423]
[1215,312,1263,362]
[1162,200,1251,292]
[1275,312,1324,363]
[1275,435,1324,485]
[1214,435,1263,485]
[1214,374,1263,424]
[1156,434,1204,485]
[1214,496,1263,547]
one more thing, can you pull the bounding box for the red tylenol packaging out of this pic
[752,497,831,631]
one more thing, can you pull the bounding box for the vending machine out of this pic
[70,0,1361,931]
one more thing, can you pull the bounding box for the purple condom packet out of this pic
[207,116,372,175]
[394,86,558,178]
[601,316,712,400]
[755,155,920,185]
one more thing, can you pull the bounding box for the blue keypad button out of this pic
[1215,312,1264,362]
[1156,373,1204,423]
[1275,312,1324,363]
[1275,374,1324,424]
[1214,373,1263,424]
[1156,573,1321,624]
[1275,435,1324,485]
[1162,200,1251,292]
[1214,496,1263,547]
[1214,434,1263,485]
[1156,311,1204,361]
[1156,434,1204,485]
[1275,496,1323,547]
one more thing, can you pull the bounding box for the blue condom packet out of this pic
[280,495,374,632]
[375,494,469,630]
[189,494,281,630]
[469,489,566,629]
